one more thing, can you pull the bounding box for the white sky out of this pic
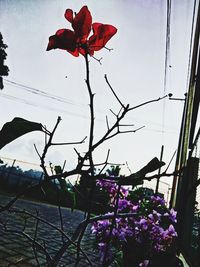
[0,0,195,191]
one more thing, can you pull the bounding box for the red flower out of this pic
[47,6,117,57]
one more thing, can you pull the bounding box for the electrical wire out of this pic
[3,78,87,107]
[162,0,172,138]
[163,0,172,95]
[2,77,176,132]
[0,91,178,134]
[0,156,42,168]
[0,92,90,120]
[1,75,178,134]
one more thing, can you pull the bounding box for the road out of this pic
[0,195,99,267]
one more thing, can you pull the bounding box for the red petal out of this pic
[89,23,117,53]
[67,48,79,57]
[47,29,79,57]
[65,9,73,23]
[79,47,87,56]
[72,6,92,40]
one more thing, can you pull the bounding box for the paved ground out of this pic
[0,195,100,267]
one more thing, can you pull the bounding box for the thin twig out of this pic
[51,136,87,146]
[104,46,113,52]
[106,116,109,130]
[91,55,103,64]
[40,116,62,177]
[102,184,121,266]
[109,109,117,117]
[57,194,65,244]
[105,74,125,108]
[128,94,169,111]
[126,161,132,175]
[34,144,41,159]
[32,210,40,266]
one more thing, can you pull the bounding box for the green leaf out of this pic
[0,117,43,149]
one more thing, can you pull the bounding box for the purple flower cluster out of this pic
[92,179,178,266]
[96,179,129,198]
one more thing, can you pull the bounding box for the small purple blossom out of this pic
[138,218,149,231]
[151,195,166,206]
[117,199,132,211]
[167,224,177,237]
[120,186,129,197]
[148,210,161,222]
[164,208,177,223]
[139,260,149,267]
[132,204,139,212]
[169,208,177,223]
[96,179,129,199]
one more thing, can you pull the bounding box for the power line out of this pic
[0,156,41,167]
[162,0,172,135]
[163,0,172,95]
[0,156,51,170]
[3,78,87,107]
[1,76,179,134]
[0,92,90,120]
[0,91,178,134]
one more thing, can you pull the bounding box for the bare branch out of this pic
[102,184,121,265]
[117,107,123,116]
[32,210,40,266]
[42,125,51,136]
[104,126,145,142]
[106,115,109,130]
[104,46,113,52]
[105,74,125,108]
[34,144,41,158]
[57,193,65,243]
[105,149,110,163]
[119,124,135,127]
[51,136,87,146]
[91,55,103,64]
[128,94,169,111]
[126,161,132,175]
[40,116,62,177]
[109,108,118,117]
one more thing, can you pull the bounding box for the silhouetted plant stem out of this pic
[74,53,96,266]
[40,116,61,178]
[102,184,121,267]
[32,210,40,266]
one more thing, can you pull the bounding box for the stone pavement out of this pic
[0,195,100,267]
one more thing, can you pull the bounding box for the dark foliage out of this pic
[0,32,9,89]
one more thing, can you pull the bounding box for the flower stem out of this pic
[75,53,96,266]
[85,53,95,164]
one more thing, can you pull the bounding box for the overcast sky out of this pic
[0,0,195,191]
